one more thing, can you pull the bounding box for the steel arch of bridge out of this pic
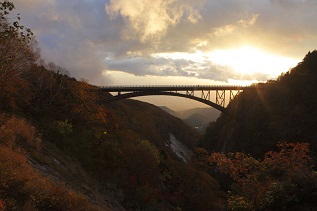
[98,85,249,113]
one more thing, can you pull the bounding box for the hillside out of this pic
[198,51,317,210]
[202,50,317,156]
[0,61,224,210]
[0,2,226,209]
[105,100,200,150]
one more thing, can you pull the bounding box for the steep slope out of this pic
[106,100,200,150]
[29,141,124,210]
[0,66,225,210]
[0,52,224,210]
[0,115,112,210]
[202,51,317,156]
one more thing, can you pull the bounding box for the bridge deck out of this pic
[100,85,249,92]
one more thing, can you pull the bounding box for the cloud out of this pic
[212,14,259,37]
[105,56,189,77]
[104,53,272,82]
[13,0,119,85]
[10,0,317,86]
[105,0,203,42]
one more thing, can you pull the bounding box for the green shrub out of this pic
[56,120,73,137]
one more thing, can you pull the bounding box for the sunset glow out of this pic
[151,46,299,84]
[209,46,299,77]
[12,0,317,108]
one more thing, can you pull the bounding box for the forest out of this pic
[1,1,317,210]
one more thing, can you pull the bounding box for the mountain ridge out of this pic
[160,106,220,133]
[202,50,317,156]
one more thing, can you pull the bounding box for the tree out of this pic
[0,114,39,149]
[119,139,161,209]
[0,0,38,111]
[209,142,317,210]
[0,1,33,42]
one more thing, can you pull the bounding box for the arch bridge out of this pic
[98,85,249,113]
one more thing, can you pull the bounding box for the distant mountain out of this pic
[184,113,209,127]
[160,106,220,122]
[160,106,180,118]
[160,106,220,133]
[177,107,220,122]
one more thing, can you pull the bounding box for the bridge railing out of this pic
[99,85,248,88]
[99,85,250,92]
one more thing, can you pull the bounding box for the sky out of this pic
[12,0,317,110]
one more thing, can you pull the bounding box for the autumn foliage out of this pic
[0,1,38,111]
[0,147,101,210]
[0,114,40,150]
[0,116,101,210]
[209,142,317,210]
[0,200,4,211]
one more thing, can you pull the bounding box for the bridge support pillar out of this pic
[216,90,225,107]
[201,90,210,101]
[186,90,194,96]
[230,90,241,102]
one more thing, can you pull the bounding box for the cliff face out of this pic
[28,141,125,210]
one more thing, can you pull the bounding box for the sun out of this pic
[225,46,265,74]
[151,46,299,85]
[209,46,299,77]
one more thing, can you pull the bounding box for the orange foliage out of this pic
[0,199,5,211]
[264,142,312,175]
[0,115,100,210]
[210,142,312,183]
[66,80,107,124]
[0,115,40,150]
[0,145,100,210]
[209,142,316,210]
[0,74,31,111]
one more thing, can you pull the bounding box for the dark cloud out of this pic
[106,56,189,77]
[14,0,121,84]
